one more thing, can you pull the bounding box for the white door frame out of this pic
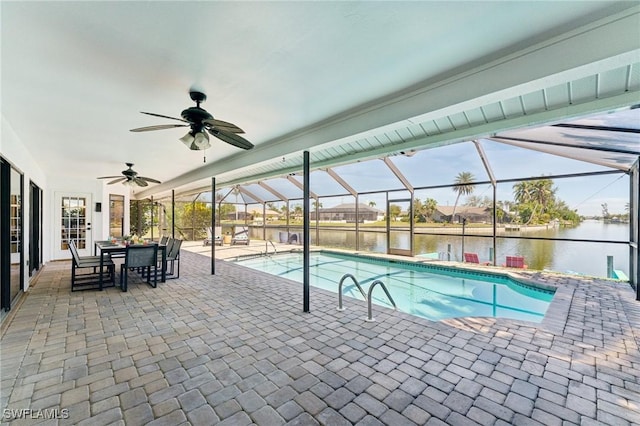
[54,192,93,259]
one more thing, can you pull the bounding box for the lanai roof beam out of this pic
[287,175,318,199]
[382,157,413,193]
[237,187,264,204]
[325,168,358,197]
[258,182,289,202]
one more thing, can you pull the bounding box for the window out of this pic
[109,194,124,237]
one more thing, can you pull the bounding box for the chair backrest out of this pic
[168,239,182,259]
[125,245,158,268]
[234,226,249,237]
[506,256,525,268]
[68,239,81,264]
[160,235,168,245]
[464,253,479,263]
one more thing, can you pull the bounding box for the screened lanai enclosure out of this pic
[132,107,639,297]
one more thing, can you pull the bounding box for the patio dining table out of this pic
[94,240,167,290]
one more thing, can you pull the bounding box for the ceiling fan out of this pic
[97,163,161,187]
[130,90,254,151]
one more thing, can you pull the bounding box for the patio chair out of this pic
[288,233,299,244]
[203,227,212,246]
[70,239,102,263]
[231,226,250,245]
[69,240,115,291]
[504,255,528,269]
[120,244,158,292]
[153,237,173,272]
[463,252,490,265]
[165,238,183,279]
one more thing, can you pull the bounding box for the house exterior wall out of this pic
[316,204,381,222]
[1,115,131,296]
[2,116,47,292]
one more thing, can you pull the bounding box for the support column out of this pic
[171,190,175,238]
[211,177,216,275]
[493,184,497,266]
[303,151,310,312]
[630,159,639,299]
[355,194,360,251]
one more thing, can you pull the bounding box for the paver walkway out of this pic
[1,250,639,425]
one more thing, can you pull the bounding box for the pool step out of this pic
[613,269,629,281]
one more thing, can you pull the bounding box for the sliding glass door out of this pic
[1,157,24,312]
[29,181,43,278]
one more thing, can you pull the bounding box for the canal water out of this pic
[255,220,631,278]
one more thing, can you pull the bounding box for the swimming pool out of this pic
[233,251,555,323]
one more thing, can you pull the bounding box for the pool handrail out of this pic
[265,240,277,256]
[337,273,368,311]
[366,280,397,322]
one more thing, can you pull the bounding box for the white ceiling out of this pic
[2,1,639,199]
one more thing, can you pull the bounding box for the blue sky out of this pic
[223,142,630,217]
[308,140,630,217]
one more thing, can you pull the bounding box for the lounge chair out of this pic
[203,227,222,246]
[504,255,528,269]
[463,252,490,265]
[231,226,250,245]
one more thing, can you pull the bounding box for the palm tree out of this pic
[513,181,534,223]
[513,181,534,205]
[450,172,475,223]
[514,179,555,224]
[368,201,376,208]
[531,179,556,222]
[415,197,438,222]
[423,198,437,220]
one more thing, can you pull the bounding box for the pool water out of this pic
[233,251,555,323]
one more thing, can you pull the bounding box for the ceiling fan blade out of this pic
[203,119,245,134]
[208,128,254,150]
[97,175,123,179]
[140,111,188,123]
[138,176,162,184]
[107,178,127,185]
[132,178,149,187]
[130,124,188,132]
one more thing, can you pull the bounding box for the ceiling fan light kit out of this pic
[180,130,211,151]
[130,90,254,152]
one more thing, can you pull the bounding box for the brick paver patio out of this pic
[1,249,639,425]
